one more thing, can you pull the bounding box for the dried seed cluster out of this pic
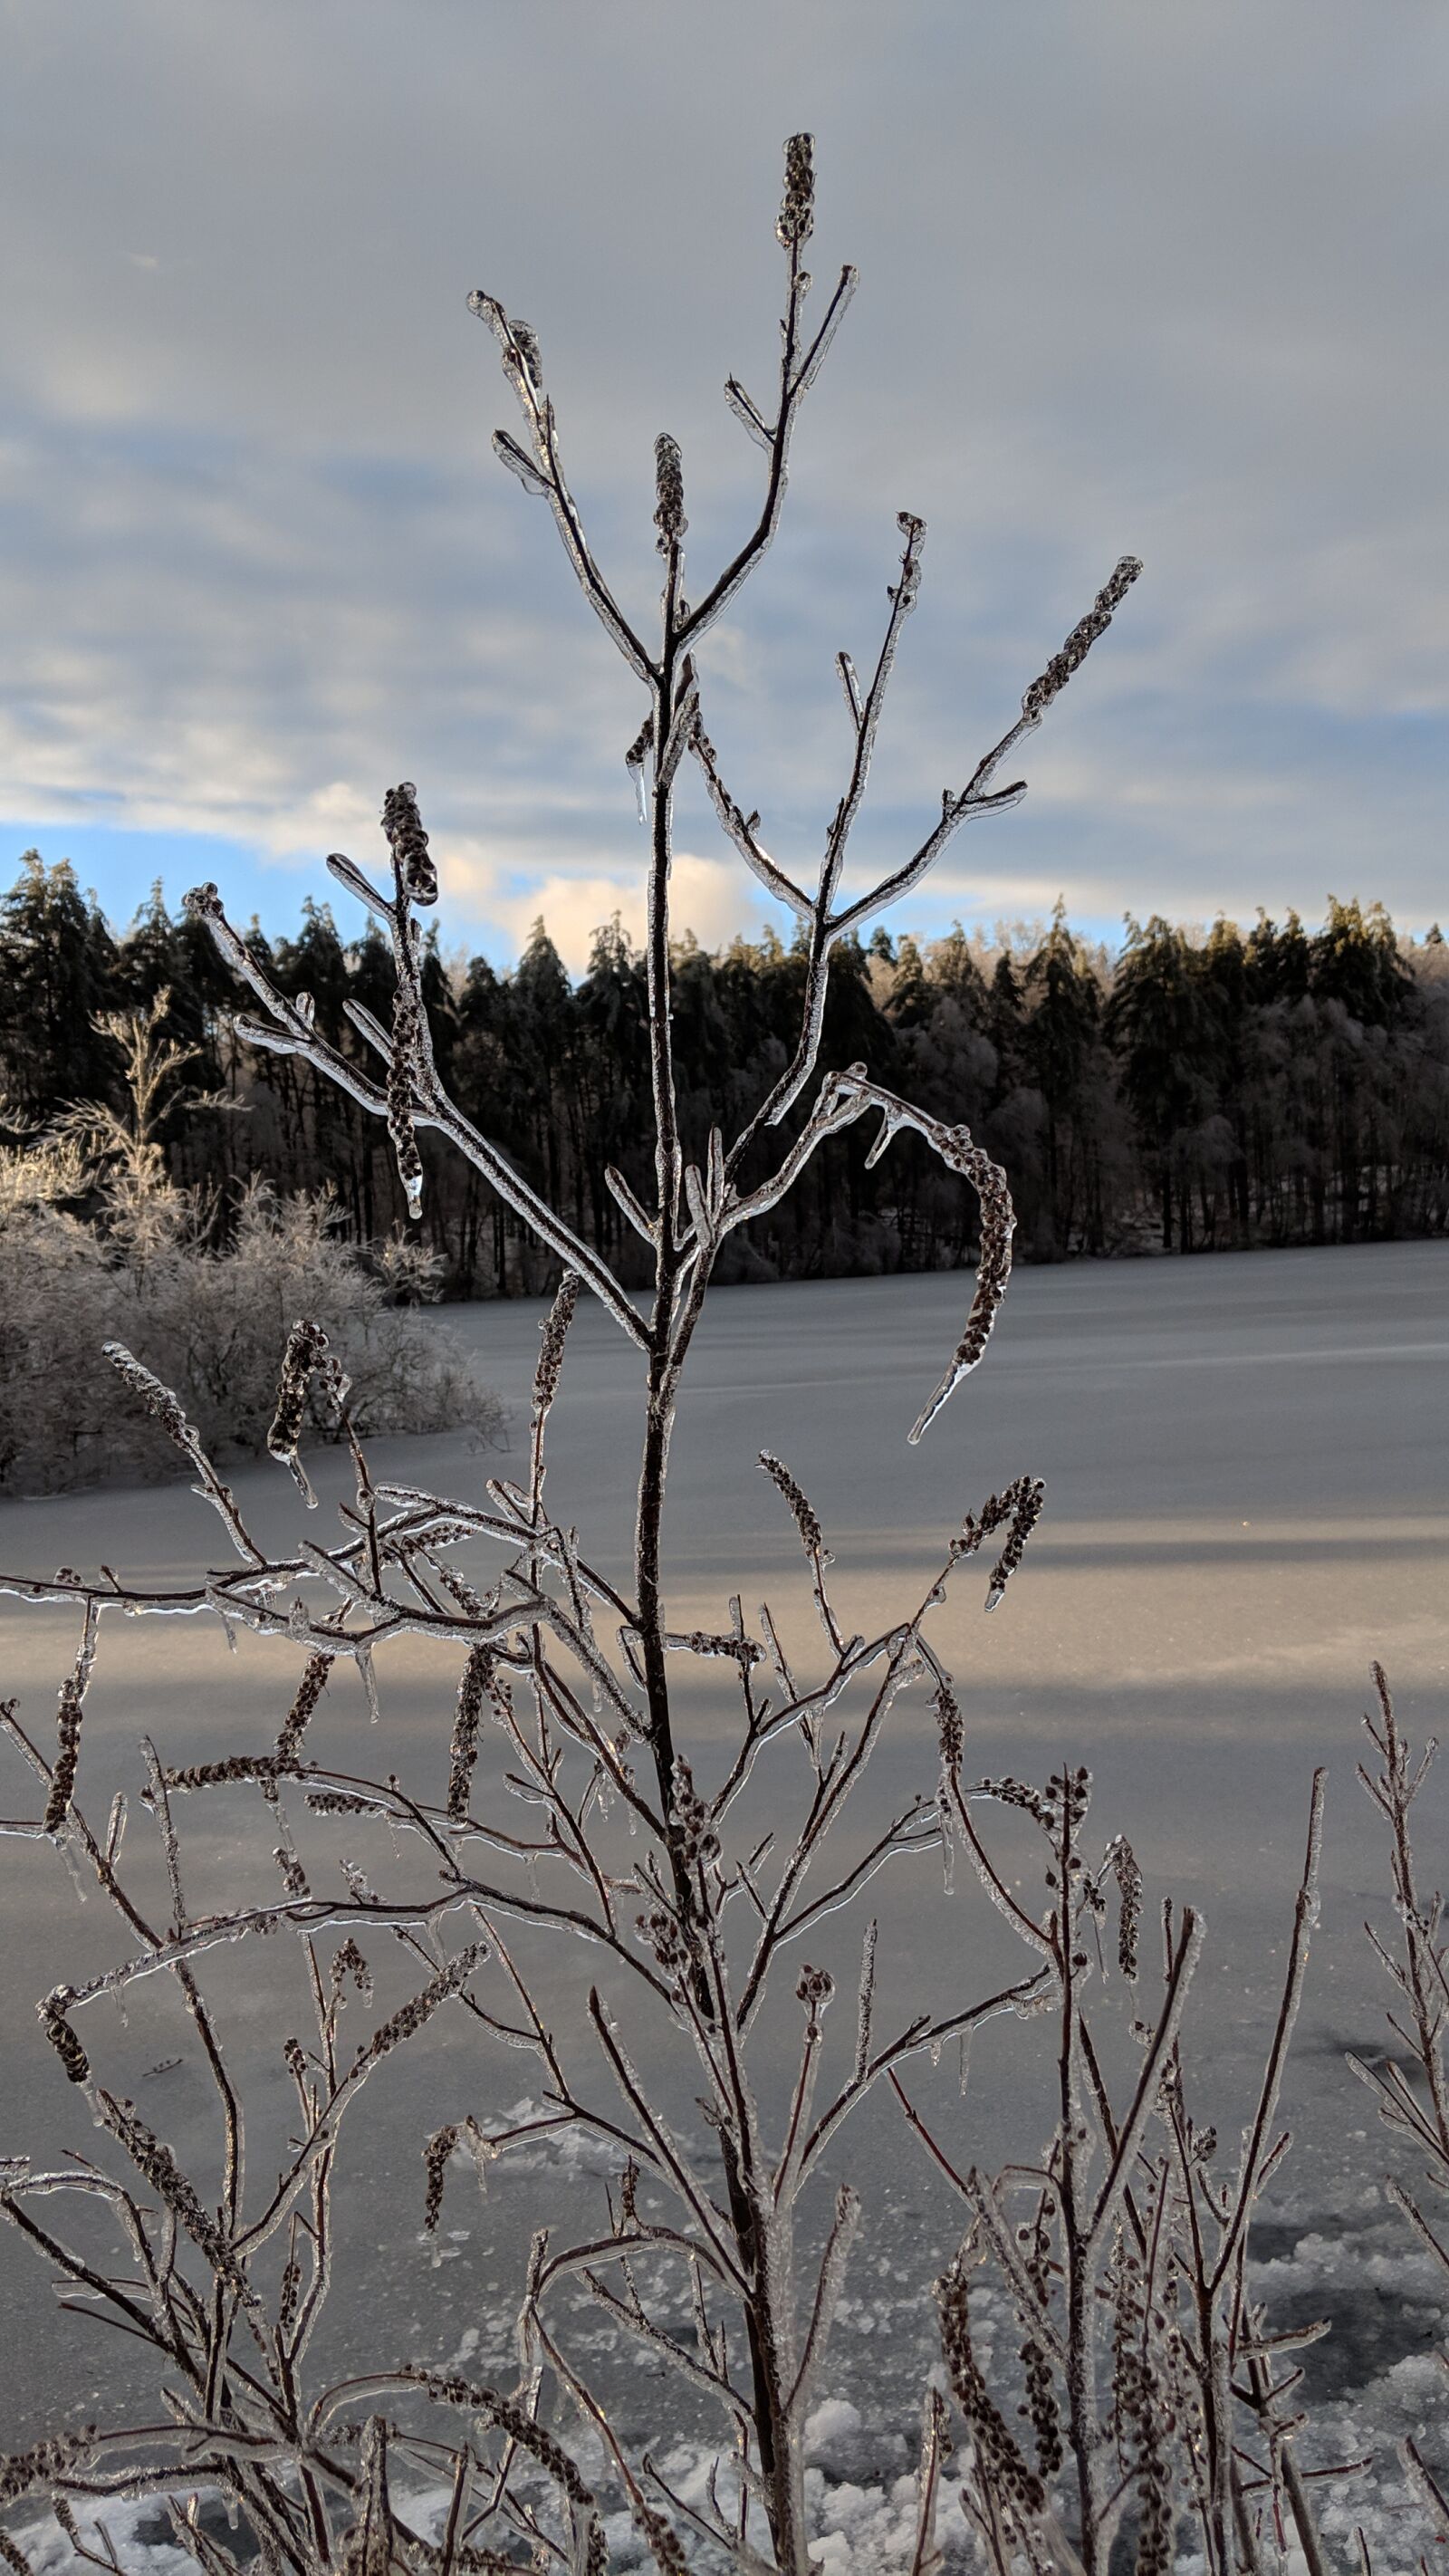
[654,434,686,557]
[533,1268,581,1420]
[421,2125,457,2235]
[267,1319,331,1469]
[415,2375,594,2506]
[276,1651,333,1762]
[103,1342,205,1466]
[1019,2330,1062,2480]
[974,1774,1055,1830]
[349,1944,483,2073]
[637,1906,688,1983]
[759,1450,828,1562]
[0,2428,99,2507]
[777,131,815,250]
[165,1753,292,1793]
[273,1848,309,1899]
[278,2244,303,2337]
[446,1645,490,1821]
[631,2504,689,2576]
[380,780,437,906]
[1108,1836,1143,1980]
[954,1475,1046,1609]
[795,1963,835,2016]
[331,1937,374,2004]
[934,1677,964,1772]
[938,2256,1046,2519]
[667,1758,719,1867]
[39,1999,89,2086]
[41,1673,85,1838]
[1021,557,1142,725]
[100,2090,254,2302]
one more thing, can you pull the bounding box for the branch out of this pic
[469,294,654,685]
[184,879,648,1352]
[720,1068,1016,1440]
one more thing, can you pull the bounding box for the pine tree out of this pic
[0,852,122,1120]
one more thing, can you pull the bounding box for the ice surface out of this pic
[2,1243,1447,2552]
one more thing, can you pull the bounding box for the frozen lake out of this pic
[2,1241,1447,2549]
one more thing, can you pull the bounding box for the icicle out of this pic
[55,1829,90,1906]
[358,1649,380,1726]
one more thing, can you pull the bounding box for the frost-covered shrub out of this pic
[0,1180,504,1495]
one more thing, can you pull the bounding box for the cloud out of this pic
[466,852,768,976]
[1,0,1446,955]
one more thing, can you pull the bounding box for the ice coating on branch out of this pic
[388,977,426,1218]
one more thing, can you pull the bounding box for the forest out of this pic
[4,847,1447,1293]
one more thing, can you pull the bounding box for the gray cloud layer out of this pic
[2,0,1445,964]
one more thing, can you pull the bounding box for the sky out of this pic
[1,0,1445,974]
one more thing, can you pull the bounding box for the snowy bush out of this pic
[0,1183,503,1496]
[0,992,504,1494]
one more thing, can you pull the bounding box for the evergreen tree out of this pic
[0,852,122,1118]
[1106,915,1212,1251]
[1022,900,1102,1254]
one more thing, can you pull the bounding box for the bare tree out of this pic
[0,137,1159,2574]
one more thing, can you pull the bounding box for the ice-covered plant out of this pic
[0,138,1147,2573]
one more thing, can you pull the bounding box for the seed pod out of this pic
[937,2255,1045,2517]
[267,1319,331,1498]
[276,1650,333,1762]
[533,1269,581,1426]
[777,131,815,250]
[380,781,437,906]
[446,1646,489,1821]
[39,2000,89,2087]
[41,1674,84,1839]
[1021,557,1142,726]
[1108,1835,1143,1980]
[654,433,686,557]
[422,2124,458,2234]
[759,1450,828,1561]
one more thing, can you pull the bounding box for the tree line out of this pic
[3,848,1446,1293]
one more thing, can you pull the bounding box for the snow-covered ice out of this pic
[3,1242,1447,2563]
